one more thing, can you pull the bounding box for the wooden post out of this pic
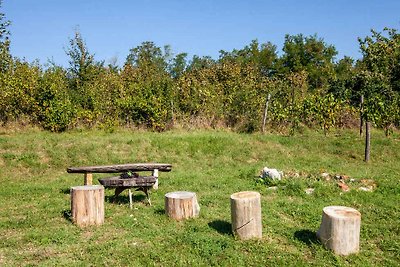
[360,95,364,137]
[365,121,371,162]
[230,191,262,240]
[262,93,271,133]
[165,191,200,221]
[317,206,361,256]
[84,173,93,185]
[70,185,104,227]
[128,189,133,209]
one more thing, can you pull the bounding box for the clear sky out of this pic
[3,0,400,67]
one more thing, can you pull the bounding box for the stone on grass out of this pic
[305,188,315,195]
[260,167,282,181]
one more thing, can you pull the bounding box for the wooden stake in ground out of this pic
[365,121,371,162]
[317,206,361,256]
[230,191,262,240]
[71,185,104,227]
[360,95,364,137]
[262,93,271,133]
[165,191,200,221]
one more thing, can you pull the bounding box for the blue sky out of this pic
[3,0,400,67]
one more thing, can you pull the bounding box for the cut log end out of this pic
[230,191,262,240]
[317,206,361,256]
[70,185,104,227]
[165,191,200,221]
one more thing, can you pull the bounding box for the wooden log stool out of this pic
[165,191,200,221]
[317,206,361,255]
[230,191,262,240]
[70,185,104,227]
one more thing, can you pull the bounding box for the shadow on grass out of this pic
[105,194,146,204]
[294,229,320,245]
[208,220,233,236]
[60,188,70,195]
[62,209,72,222]
[154,208,165,215]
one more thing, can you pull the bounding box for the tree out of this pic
[169,52,187,79]
[219,39,278,76]
[357,28,400,134]
[0,0,11,72]
[186,55,216,71]
[278,34,337,90]
[65,29,103,85]
[125,41,170,74]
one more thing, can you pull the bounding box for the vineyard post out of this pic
[262,93,271,133]
[364,121,371,162]
[360,95,364,136]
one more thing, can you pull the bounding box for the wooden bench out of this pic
[67,163,172,207]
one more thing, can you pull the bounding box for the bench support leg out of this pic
[129,189,133,209]
[84,173,93,185]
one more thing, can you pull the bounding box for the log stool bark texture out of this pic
[71,185,104,227]
[317,206,361,255]
[165,191,200,221]
[230,191,262,240]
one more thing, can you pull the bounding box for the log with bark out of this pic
[230,191,262,240]
[317,206,361,255]
[165,191,200,220]
[70,185,104,227]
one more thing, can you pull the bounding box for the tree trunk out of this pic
[71,185,104,227]
[317,206,361,256]
[262,93,271,133]
[165,191,200,221]
[365,121,371,162]
[230,191,262,240]
[360,95,364,137]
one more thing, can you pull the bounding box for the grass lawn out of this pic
[0,127,399,266]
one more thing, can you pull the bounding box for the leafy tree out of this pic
[0,0,11,72]
[65,29,104,111]
[329,56,356,101]
[125,41,171,74]
[122,42,174,130]
[358,28,400,92]
[186,55,216,71]
[65,30,100,84]
[278,34,337,90]
[219,39,278,76]
[169,52,187,79]
[356,28,400,133]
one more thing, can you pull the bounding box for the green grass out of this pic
[0,128,399,266]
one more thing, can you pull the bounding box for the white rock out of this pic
[261,167,282,180]
[358,186,373,192]
[305,188,315,195]
[267,186,278,190]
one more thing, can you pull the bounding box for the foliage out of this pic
[0,0,11,73]
[0,4,398,134]
[278,34,337,90]
[35,65,75,132]
[355,28,400,134]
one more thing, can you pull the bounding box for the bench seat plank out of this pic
[98,176,157,188]
[67,163,172,173]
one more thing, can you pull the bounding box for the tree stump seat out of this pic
[165,191,200,220]
[71,185,104,227]
[230,191,262,240]
[317,206,361,255]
